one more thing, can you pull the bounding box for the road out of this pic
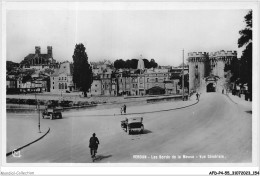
[6,93,252,163]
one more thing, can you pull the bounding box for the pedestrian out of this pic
[196,92,199,101]
[123,104,126,114]
[89,133,99,159]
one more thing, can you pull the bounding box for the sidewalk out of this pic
[226,93,252,109]
[6,114,49,154]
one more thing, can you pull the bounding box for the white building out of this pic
[50,61,74,93]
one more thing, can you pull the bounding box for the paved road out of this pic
[7,93,252,163]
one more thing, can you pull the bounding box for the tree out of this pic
[114,59,125,69]
[22,74,32,83]
[150,59,158,68]
[125,59,132,69]
[130,59,138,69]
[238,10,252,99]
[72,43,93,97]
[6,61,19,72]
[143,59,151,68]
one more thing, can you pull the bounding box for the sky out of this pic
[6,9,249,66]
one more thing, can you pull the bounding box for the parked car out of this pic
[42,106,63,120]
[121,117,144,134]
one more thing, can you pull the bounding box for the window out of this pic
[53,82,54,85]
[156,78,158,82]
[65,83,67,89]
[53,77,54,80]
[65,77,67,80]
[95,90,97,92]
[59,83,61,89]
[53,86,54,89]
[95,84,97,87]
[147,78,149,82]
[59,77,61,80]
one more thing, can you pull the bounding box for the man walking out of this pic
[123,104,127,114]
[89,133,99,159]
[196,92,200,101]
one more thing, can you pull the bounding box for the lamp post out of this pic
[182,49,185,101]
[35,93,41,133]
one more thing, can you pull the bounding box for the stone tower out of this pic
[35,46,41,54]
[188,50,237,93]
[47,46,53,58]
[188,52,206,92]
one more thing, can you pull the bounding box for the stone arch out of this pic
[206,82,216,92]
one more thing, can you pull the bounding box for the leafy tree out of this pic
[6,61,19,72]
[72,43,93,97]
[130,59,138,69]
[114,59,125,69]
[22,74,32,83]
[143,59,150,68]
[125,59,132,69]
[238,10,252,98]
[150,59,158,68]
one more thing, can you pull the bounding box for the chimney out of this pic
[35,46,41,54]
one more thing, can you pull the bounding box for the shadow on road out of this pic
[94,154,112,161]
[142,129,152,134]
[245,110,252,114]
[129,129,152,135]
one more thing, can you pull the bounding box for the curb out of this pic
[225,93,238,105]
[82,99,199,117]
[121,100,199,116]
[6,127,50,157]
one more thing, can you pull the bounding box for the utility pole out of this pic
[35,94,41,133]
[182,49,185,101]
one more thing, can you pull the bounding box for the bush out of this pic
[60,100,73,107]
[27,99,37,105]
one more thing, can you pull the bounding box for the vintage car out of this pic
[42,106,63,120]
[121,117,144,134]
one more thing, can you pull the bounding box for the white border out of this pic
[1,1,259,175]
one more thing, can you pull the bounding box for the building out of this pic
[21,46,58,70]
[50,61,74,93]
[91,79,102,96]
[188,50,237,93]
[142,68,170,95]
[117,69,131,96]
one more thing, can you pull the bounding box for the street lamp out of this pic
[182,49,185,101]
[35,93,41,133]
